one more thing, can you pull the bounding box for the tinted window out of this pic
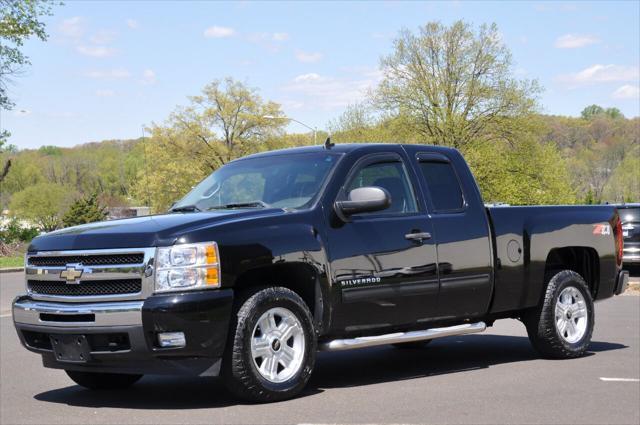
[348,161,417,214]
[419,161,464,212]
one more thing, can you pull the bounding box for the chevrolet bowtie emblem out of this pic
[60,264,84,284]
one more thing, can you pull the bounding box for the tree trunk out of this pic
[0,159,11,183]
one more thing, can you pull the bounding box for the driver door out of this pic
[326,152,439,334]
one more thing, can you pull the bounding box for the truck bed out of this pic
[486,205,619,314]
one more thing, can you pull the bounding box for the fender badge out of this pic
[592,224,611,236]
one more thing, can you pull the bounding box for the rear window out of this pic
[418,161,464,212]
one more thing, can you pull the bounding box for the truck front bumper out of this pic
[12,289,234,376]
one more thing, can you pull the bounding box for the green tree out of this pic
[131,129,210,211]
[132,78,287,211]
[0,0,55,110]
[1,0,57,176]
[581,104,624,120]
[375,21,540,148]
[61,193,107,227]
[602,153,640,203]
[604,107,624,120]
[580,105,605,120]
[463,136,576,205]
[172,77,286,164]
[9,182,76,231]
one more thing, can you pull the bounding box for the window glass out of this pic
[173,153,339,211]
[419,161,464,212]
[347,161,417,214]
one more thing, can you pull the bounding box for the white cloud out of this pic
[13,109,31,117]
[612,84,640,99]
[85,68,131,79]
[294,73,322,82]
[204,26,235,38]
[126,19,139,29]
[295,50,323,63]
[95,89,115,97]
[245,32,289,52]
[76,45,117,58]
[141,69,156,85]
[556,64,639,85]
[89,30,117,45]
[282,68,382,110]
[272,32,289,42]
[554,34,600,49]
[59,16,85,39]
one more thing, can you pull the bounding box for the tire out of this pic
[523,270,594,359]
[222,286,317,403]
[65,370,142,390]
[392,339,433,349]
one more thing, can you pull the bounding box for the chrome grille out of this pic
[28,279,142,296]
[28,253,144,267]
[25,248,155,303]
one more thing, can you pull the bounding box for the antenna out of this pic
[141,125,151,208]
[324,136,335,150]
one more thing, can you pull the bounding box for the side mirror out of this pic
[335,186,391,221]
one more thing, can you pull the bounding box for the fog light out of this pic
[157,332,186,348]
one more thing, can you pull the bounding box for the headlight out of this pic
[154,242,221,293]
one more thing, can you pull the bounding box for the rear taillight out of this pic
[614,217,623,267]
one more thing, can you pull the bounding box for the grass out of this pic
[0,256,24,268]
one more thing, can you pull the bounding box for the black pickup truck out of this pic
[13,143,629,402]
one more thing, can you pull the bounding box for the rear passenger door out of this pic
[411,151,493,319]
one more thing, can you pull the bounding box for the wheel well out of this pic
[544,247,599,297]
[233,263,320,325]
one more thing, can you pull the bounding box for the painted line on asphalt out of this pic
[599,377,640,382]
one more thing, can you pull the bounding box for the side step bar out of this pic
[320,322,486,351]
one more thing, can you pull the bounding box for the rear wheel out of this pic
[65,370,142,390]
[222,287,316,402]
[523,270,594,359]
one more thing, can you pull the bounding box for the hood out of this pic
[28,208,287,252]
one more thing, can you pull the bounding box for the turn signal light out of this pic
[206,245,217,264]
[206,267,219,286]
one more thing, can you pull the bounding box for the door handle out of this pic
[405,232,432,241]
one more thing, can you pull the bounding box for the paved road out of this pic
[1,272,639,424]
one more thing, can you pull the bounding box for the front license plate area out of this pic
[50,334,91,363]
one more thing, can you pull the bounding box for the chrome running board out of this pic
[319,321,486,351]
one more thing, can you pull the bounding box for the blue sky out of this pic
[2,0,639,149]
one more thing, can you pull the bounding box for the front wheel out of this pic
[523,270,594,359]
[65,370,142,390]
[222,287,317,402]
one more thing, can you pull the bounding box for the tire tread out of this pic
[523,270,594,359]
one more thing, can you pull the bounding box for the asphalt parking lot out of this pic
[1,271,639,425]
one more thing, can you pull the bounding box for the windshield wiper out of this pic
[170,204,202,213]
[208,201,272,210]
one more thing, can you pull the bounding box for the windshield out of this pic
[172,152,341,211]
